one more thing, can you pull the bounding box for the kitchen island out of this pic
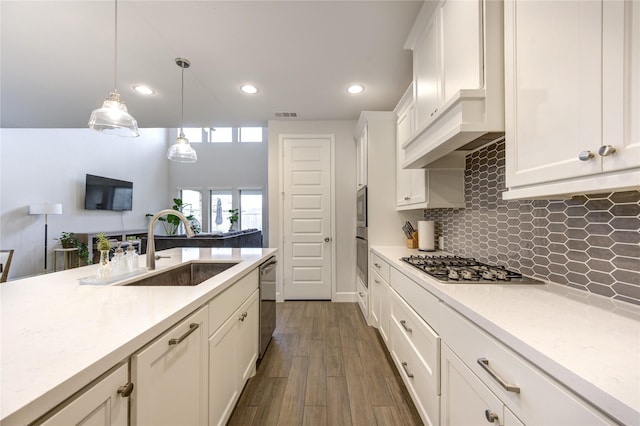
[1,246,276,425]
[371,246,639,426]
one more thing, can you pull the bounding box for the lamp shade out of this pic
[167,134,197,163]
[29,203,63,215]
[89,92,139,137]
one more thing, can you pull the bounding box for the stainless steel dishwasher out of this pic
[259,256,277,360]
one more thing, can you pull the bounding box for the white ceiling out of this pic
[1,0,423,129]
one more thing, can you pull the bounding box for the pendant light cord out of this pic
[180,64,185,136]
[113,0,118,92]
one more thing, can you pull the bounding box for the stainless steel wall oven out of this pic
[356,186,368,288]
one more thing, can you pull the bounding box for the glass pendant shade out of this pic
[167,132,197,162]
[89,91,139,137]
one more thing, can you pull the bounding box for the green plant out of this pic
[228,208,239,230]
[55,232,91,265]
[96,233,113,251]
[146,198,200,235]
[55,231,78,248]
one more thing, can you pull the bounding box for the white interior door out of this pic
[282,136,333,300]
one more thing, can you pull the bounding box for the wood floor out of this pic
[228,301,423,426]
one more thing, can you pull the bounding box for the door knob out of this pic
[324,237,332,242]
[578,150,594,161]
[598,145,617,157]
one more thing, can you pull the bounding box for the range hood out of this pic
[401,89,505,169]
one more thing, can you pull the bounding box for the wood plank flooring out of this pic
[228,301,423,426]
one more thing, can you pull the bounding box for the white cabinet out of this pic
[356,124,368,188]
[395,85,466,211]
[402,0,504,169]
[209,289,259,426]
[36,363,129,426]
[439,303,613,425]
[356,275,368,321]
[370,252,391,344]
[131,306,209,426]
[504,0,640,199]
[441,343,524,426]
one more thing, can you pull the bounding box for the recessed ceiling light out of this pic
[347,84,365,94]
[133,85,155,95]
[241,84,258,94]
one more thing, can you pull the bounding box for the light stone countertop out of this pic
[372,246,640,426]
[0,247,276,425]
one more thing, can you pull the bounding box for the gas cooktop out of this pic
[400,255,544,285]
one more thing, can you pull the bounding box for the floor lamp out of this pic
[29,203,62,273]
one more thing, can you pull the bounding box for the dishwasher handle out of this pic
[260,258,277,275]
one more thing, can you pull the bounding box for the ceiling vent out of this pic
[274,112,298,118]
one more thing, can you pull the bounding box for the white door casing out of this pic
[281,135,334,300]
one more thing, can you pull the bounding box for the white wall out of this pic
[0,128,170,278]
[268,120,357,302]
[168,130,269,240]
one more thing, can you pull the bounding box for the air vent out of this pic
[274,112,298,118]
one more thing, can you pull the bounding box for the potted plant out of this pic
[146,198,200,235]
[55,232,92,266]
[96,233,113,280]
[228,208,239,231]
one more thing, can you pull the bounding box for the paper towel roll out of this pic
[418,220,435,252]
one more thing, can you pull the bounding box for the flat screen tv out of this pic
[84,174,133,211]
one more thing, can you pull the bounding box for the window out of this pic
[239,127,263,143]
[182,128,204,143]
[240,190,262,230]
[210,127,233,143]
[179,189,202,233]
[211,190,233,233]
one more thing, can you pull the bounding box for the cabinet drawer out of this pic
[370,252,390,282]
[356,276,368,320]
[439,304,613,425]
[390,287,440,394]
[390,267,440,332]
[209,269,258,335]
[390,314,440,426]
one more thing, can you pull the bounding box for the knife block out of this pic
[407,232,418,249]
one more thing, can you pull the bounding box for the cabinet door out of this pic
[379,278,391,347]
[38,364,129,426]
[237,290,259,384]
[131,307,208,426]
[414,13,442,130]
[356,125,368,188]
[440,343,504,426]
[602,0,640,173]
[505,0,603,187]
[209,291,259,426]
[356,276,368,321]
[440,0,483,100]
[396,100,427,208]
[370,270,382,328]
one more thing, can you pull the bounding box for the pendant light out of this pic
[88,0,139,137]
[167,57,197,163]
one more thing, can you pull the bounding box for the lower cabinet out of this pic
[356,276,368,321]
[441,343,524,426]
[209,290,259,426]
[131,306,209,426]
[36,363,129,426]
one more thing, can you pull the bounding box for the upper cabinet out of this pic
[395,84,466,211]
[401,0,505,169]
[504,0,640,199]
[356,124,368,188]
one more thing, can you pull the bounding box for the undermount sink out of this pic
[125,262,239,287]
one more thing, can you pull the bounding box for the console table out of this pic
[76,230,147,263]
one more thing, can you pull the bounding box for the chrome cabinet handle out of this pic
[578,150,594,161]
[358,292,365,297]
[374,263,381,268]
[400,320,412,333]
[404,196,411,201]
[598,145,617,157]
[477,358,520,393]
[324,237,332,242]
[240,312,248,321]
[374,279,380,284]
[168,323,199,346]
[485,409,499,423]
[117,382,134,398]
[401,362,414,378]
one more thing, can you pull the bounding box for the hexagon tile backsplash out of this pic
[423,140,640,305]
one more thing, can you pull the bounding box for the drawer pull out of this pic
[484,410,499,423]
[400,320,412,333]
[168,323,199,346]
[117,382,134,398]
[477,358,520,393]
[401,362,414,378]
[374,263,381,268]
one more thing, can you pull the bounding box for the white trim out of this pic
[278,134,336,302]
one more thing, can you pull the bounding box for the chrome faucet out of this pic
[146,209,195,270]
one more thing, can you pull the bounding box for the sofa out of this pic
[139,229,263,254]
